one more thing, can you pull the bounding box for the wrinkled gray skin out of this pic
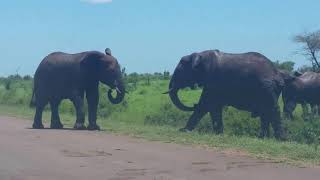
[166,50,286,139]
[283,71,320,119]
[30,49,125,130]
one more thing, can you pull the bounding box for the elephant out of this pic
[30,48,125,130]
[282,71,320,120]
[165,50,286,139]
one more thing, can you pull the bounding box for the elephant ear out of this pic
[80,52,103,74]
[279,70,296,84]
[192,53,212,72]
[191,54,202,70]
[105,48,112,56]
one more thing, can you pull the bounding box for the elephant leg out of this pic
[259,116,270,138]
[261,88,285,140]
[72,94,86,130]
[180,106,207,132]
[32,100,47,129]
[180,89,210,132]
[86,86,100,131]
[209,107,223,134]
[50,99,63,129]
[283,101,294,120]
[270,106,285,140]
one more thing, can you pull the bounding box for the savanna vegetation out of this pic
[0,29,320,165]
[0,63,320,166]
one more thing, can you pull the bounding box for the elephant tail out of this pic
[29,88,36,107]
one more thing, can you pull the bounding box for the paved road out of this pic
[0,116,319,180]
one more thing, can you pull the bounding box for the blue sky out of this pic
[0,0,319,76]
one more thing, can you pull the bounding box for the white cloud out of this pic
[81,0,113,4]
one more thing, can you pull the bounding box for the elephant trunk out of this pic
[108,80,125,104]
[168,80,195,111]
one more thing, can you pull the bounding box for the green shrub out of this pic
[138,88,148,95]
[223,107,260,137]
[145,103,260,136]
[287,118,320,144]
[144,102,190,127]
[59,100,75,115]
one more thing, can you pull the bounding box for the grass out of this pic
[1,104,319,167]
[1,77,320,167]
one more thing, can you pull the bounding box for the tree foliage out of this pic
[273,60,295,73]
[294,30,320,71]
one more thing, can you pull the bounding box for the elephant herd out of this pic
[30,48,320,140]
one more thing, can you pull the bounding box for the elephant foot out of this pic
[179,128,192,133]
[73,122,86,130]
[50,122,64,129]
[32,122,44,129]
[87,124,100,131]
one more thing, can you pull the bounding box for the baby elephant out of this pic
[282,71,320,120]
[30,48,125,130]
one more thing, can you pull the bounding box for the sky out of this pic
[0,0,320,76]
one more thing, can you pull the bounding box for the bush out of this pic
[287,117,320,144]
[59,100,75,115]
[223,107,260,137]
[144,102,190,127]
[138,88,148,95]
[145,103,260,136]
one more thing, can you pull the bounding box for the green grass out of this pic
[0,104,319,167]
[1,77,320,167]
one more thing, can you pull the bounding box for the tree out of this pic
[23,75,32,80]
[163,71,170,80]
[127,72,139,88]
[8,74,22,80]
[121,67,127,77]
[146,73,151,85]
[5,79,11,90]
[293,30,320,71]
[273,60,295,73]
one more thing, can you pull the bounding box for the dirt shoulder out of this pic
[0,116,319,180]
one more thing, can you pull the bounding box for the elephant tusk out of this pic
[115,87,122,94]
[162,88,174,94]
[112,87,128,94]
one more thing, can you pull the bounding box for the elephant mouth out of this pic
[165,82,196,111]
[107,81,125,104]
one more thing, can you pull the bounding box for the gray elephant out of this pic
[165,50,286,139]
[30,48,125,130]
[283,71,320,119]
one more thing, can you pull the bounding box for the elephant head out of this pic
[81,50,125,104]
[166,51,215,111]
[281,71,300,119]
[282,91,297,119]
